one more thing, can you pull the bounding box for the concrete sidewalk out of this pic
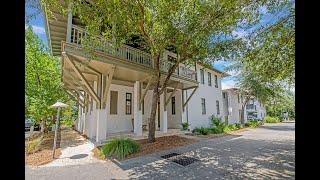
[26,128,129,180]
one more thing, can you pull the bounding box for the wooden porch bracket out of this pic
[102,65,115,109]
[65,89,85,108]
[165,83,178,106]
[183,86,198,109]
[139,77,152,104]
[63,53,101,105]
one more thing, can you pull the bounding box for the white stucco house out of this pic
[43,5,228,144]
[245,98,267,120]
[222,88,247,124]
[222,88,267,124]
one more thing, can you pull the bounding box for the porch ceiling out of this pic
[44,6,68,56]
[63,53,198,90]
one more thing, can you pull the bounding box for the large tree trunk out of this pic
[148,85,159,142]
[40,118,46,133]
[148,54,161,143]
[240,98,249,124]
[240,105,245,124]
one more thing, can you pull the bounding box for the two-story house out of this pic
[43,6,228,144]
[222,88,247,124]
[222,88,267,124]
[246,98,267,120]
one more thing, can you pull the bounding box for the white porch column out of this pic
[81,109,86,134]
[66,3,73,43]
[181,89,187,124]
[160,89,168,133]
[96,108,107,142]
[133,81,143,136]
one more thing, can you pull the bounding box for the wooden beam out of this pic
[63,53,101,105]
[68,56,101,75]
[65,89,85,108]
[165,83,178,106]
[139,77,152,104]
[102,66,115,109]
[183,87,198,108]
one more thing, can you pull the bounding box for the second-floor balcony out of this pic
[67,25,197,82]
[246,104,257,111]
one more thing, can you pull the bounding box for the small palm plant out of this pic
[101,137,140,160]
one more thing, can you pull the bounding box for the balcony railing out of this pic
[69,25,196,81]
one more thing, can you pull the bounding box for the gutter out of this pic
[41,4,53,55]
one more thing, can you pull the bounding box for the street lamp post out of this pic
[51,101,68,159]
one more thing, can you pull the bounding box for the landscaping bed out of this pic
[25,131,61,166]
[93,135,198,161]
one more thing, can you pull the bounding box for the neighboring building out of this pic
[222,88,267,124]
[245,98,266,120]
[43,7,228,143]
[183,64,227,130]
[222,88,247,124]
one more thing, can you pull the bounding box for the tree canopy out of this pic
[25,26,76,126]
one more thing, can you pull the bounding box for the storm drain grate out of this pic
[161,153,180,159]
[171,156,199,166]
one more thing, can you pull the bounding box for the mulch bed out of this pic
[94,135,198,161]
[25,131,61,166]
[124,135,198,160]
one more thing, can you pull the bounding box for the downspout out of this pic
[186,90,189,125]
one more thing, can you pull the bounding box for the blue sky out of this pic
[25,2,288,89]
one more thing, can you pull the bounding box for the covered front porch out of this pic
[96,129,184,145]
[61,37,198,144]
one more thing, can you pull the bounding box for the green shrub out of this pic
[181,122,190,130]
[192,127,209,135]
[25,135,43,154]
[264,116,280,123]
[101,138,140,160]
[228,124,237,131]
[210,115,227,133]
[235,123,244,129]
[245,120,262,128]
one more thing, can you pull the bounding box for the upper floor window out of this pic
[223,92,226,99]
[200,69,204,84]
[216,100,220,115]
[171,96,176,115]
[214,75,218,88]
[208,72,212,86]
[201,98,206,114]
[168,55,176,62]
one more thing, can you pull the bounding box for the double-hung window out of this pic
[214,75,218,88]
[200,69,204,84]
[125,93,132,115]
[201,98,206,114]
[208,72,212,86]
[171,96,176,115]
[216,100,220,115]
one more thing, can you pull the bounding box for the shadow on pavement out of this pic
[119,133,295,179]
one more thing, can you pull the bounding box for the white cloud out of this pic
[25,24,46,35]
[32,25,46,34]
[231,29,247,38]
[222,78,238,90]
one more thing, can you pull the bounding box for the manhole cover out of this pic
[171,156,199,166]
[69,154,88,159]
[161,153,180,159]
